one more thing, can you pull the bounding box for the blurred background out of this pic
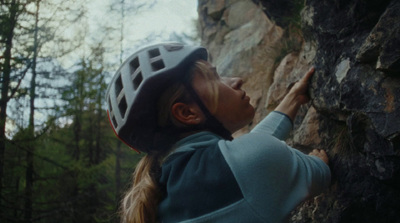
[0,0,198,222]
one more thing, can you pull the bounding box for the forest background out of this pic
[0,0,199,222]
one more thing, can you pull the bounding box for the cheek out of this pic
[195,84,220,114]
[202,82,222,113]
[216,92,239,116]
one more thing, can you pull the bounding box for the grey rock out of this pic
[198,0,400,222]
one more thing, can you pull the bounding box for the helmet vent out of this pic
[115,74,123,96]
[151,59,165,71]
[148,48,161,58]
[129,57,142,90]
[132,71,143,90]
[129,57,140,74]
[118,95,128,118]
[108,98,118,128]
[111,115,118,128]
[148,48,165,71]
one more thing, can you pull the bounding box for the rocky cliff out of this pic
[197,0,400,222]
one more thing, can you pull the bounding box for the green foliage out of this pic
[332,124,353,156]
[281,0,305,30]
[272,33,303,66]
[273,0,304,66]
[0,1,183,222]
[267,0,305,67]
[2,53,141,222]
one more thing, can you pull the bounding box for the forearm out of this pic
[251,111,293,140]
[274,67,314,122]
[274,91,302,123]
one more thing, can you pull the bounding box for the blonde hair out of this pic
[120,155,161,223]
[119,60,219,223]
[192,60,219,113]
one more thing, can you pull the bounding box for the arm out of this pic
[274,67,315,122]
[250,111,293,140]
[250,67,329,165]
[219,134,331,222]
[250,68,315,140]
[274,67,330,165]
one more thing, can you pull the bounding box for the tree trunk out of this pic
[24,1,40,221]
[0,0,18,220]
[95,81,103,165]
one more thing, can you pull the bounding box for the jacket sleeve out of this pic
[218,112,331,222]
[250,111,293,140]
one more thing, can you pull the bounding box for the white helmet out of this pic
[106,43,209,152]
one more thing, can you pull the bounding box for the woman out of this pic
[106,43,330,223]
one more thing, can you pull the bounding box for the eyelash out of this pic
[211,69,220,80]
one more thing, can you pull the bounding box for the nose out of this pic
[224,77,243,89]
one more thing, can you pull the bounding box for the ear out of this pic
[171,102,203,125]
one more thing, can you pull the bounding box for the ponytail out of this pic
[120,60,216,222]
[120,155,162,223]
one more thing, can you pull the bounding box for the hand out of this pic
[309,149,329,165]
[288,67,315,105]
[274,67,315,121]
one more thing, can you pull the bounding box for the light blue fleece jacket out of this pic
[158,111,331,223]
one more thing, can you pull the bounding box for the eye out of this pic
[211,67,220,80]
[222,77,242,89]
[221,77,231,85]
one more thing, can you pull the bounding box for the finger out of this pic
[319,149,327,156]
[301,67,315,83]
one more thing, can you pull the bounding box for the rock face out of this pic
[197,0,400,222]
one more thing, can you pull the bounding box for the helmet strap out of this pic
[181,80,233,141]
